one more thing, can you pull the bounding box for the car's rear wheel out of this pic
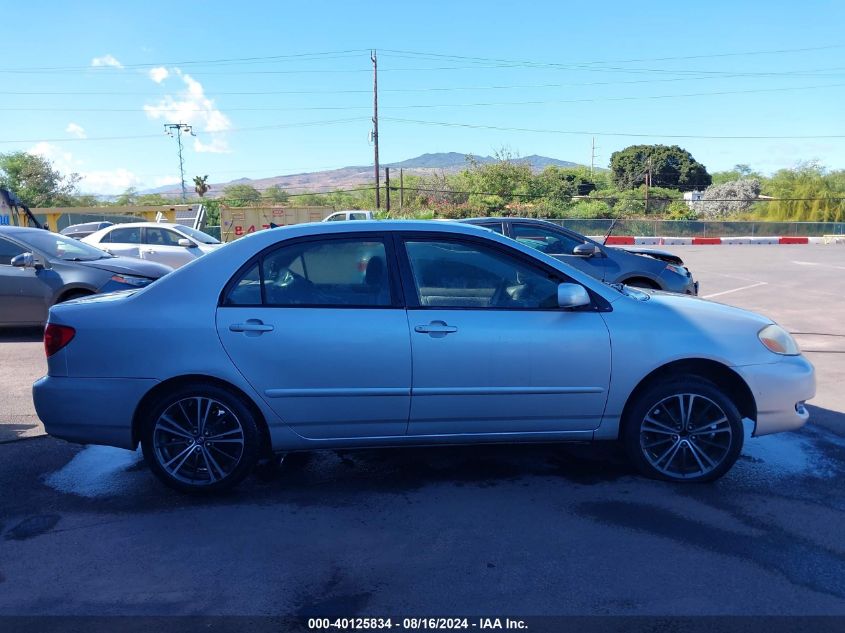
[622,377,744,482]
[140,383,260,493]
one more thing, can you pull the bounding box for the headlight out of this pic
[111,274,154,288]
[664,263,688,276]
[758,324,800,355]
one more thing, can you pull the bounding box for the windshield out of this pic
[19,230,112,262]
[175,225,220,244]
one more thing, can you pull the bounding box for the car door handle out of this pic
[414,322,458,335]
[229,320,274,333]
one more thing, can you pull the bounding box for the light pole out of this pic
[164,123,195,202]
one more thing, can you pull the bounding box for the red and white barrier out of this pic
[586,235,839,245]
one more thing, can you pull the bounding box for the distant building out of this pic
[683,190,704,207]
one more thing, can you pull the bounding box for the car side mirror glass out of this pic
[10,252,34,268]
[178,238,197,248]
[572,243,599,257]
[557,283,591,309]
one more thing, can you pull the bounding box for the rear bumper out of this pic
[734,355,816,436]
[33,376,158,449]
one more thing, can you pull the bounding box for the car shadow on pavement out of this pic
[0,423,42,444]
[0,326,43,343]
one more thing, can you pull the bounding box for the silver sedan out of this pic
[33,221,815,492]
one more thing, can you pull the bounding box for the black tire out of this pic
[624,278,659,290]
[140,383,261,493]
[622,377,744,483]
[57,290,93,304]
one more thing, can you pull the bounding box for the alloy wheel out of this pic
[639,393,733,480]
[152,397,245,486]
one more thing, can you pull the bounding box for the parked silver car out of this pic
[0,227,172,327]
[33,221,813,492]
[462,217,698,294]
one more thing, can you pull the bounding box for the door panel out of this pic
[408,309,610,434]
[0,237,51,324]
[141,228,195,268]
[401,236,611,435]
[99,226,141,259]
[0,265,52,324]
[216,236,411,439]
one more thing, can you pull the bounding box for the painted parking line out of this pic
[792,260,845,270]
[702,281,768,299]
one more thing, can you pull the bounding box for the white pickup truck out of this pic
[322,210,375,222]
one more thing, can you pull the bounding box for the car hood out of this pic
[617,247,684,265]
[74,256,173,278]
[636,288,772,330]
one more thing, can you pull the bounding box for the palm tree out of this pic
[193,175,210,198]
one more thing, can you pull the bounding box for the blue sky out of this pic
[3,0,845,194]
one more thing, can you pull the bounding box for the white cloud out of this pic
[193,137,230,154]
[148,66,169,83]
[81,169,142,194]
[28,142,141,195]
[144,69,231,153]
[153,175,181,187]
[91,54,123,68]
[65,123,86,139]
[29,142,79,174]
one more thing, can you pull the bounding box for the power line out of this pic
[0,117,369,144]
[382,117,845,140]
[380,44,845,67]
[7,81,845,114]
[0,50,369,72]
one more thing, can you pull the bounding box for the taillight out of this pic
[44,323,76,357]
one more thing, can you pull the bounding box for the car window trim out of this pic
[394,231,606,313]
[218,231,404,310]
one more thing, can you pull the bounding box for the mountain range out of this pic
[140,152,583,198]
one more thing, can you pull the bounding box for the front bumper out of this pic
[660,270,699,295]
[734,355,815,436]
[33,376,158,449]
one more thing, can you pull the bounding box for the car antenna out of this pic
[602,218,618,246]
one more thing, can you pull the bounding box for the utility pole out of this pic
[590,137,597,179]
[644,156,652,215]
[399,168,404,213]
[371,49,380,210]
[385,167,391,213]
[163,123,195,202]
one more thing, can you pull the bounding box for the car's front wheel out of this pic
[622,377,744,482]
[140,383,261,493]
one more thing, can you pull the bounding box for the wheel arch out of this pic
[619,276,661,290]
[56,286,97,303]
[619,358,757,439]
[131,374,272,456]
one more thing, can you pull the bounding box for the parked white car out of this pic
[82,222,222,269]
[322,210,374,222]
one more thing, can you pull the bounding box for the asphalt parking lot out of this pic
[0,244,843,620]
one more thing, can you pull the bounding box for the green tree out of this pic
[261,184,290,204]
[193,175,210,198]
[221,183,261,207]
[0,151,80,206]
[609,145,711,191]
[762,162,845,222]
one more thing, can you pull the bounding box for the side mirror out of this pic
[557,283,591,309]
[11,252,35,268]
[573,243,600,257]
[178,238,197,248]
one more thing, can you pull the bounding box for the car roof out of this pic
[0,226,53,237]
[100,222,181,228]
